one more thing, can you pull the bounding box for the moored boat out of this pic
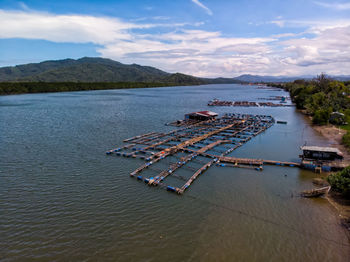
[301,186,331,198]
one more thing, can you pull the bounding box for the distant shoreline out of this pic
[0,81,206,95]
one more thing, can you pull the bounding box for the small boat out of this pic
[301,186,331,198]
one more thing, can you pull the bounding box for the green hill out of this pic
[0,57,244,94]
[0,57,173,82]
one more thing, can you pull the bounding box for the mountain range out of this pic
[0,57,349,83]
[233,74,350,82]
[0,57,239,85]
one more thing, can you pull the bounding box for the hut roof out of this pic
[187,111,218,117]
[301,146,343,155]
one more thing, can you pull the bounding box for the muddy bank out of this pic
[310,124,350,236]
[326,192,350,239]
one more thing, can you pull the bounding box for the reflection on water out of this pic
[0,84,349,261]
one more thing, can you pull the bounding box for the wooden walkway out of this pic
[149,153,197,185]
[197,140,230,153]
[177,160,215,194]
[219,156,300,167]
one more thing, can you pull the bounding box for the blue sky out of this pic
[0,0,350,76]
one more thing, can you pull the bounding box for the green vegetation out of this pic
[285,75,350,125]
[270,74,350,148]
[327,166,350,197]
[0,81,204,95]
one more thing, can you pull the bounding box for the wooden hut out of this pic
[300,146,343,160]
[185,111,218,121]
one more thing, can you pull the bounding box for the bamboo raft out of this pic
[106,113,301,194]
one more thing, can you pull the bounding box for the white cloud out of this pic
[1,8,350,76]
[283,19,350,32]
[270,20,285,27]
[280,26,350,67]
[272,33,300,38]
[191,0,213,15]
[0,9,199,45]
[99,29,276,77]
[314,1,350,10]
[0,10,135,44]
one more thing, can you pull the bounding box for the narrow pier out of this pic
[197,140,230,153]
[218,156,300,167]
[178,160,215,194]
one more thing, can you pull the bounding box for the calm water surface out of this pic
[1,84,349,261]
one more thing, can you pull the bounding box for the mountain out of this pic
[232,74,313,83]
[2,58,347,85]
[332,75,350,81]
[0,57,206,84]
[0,57,168,82]
[202,77,243,84]
[232,74,350,83]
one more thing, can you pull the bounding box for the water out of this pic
[1,84,349,261]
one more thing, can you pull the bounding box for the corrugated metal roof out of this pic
[187,111,218,117]
[301,146,343,154]
[197,111,218,116]
[331,112,344,116]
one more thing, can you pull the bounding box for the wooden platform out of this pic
[219,156,300,167]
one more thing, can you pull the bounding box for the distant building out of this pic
[300,146,343,160]
[185,111,218,121]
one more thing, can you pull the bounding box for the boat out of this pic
[301,186,331,198]
[276,120,287,124]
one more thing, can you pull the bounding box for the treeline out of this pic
[270,75,350,125]
[270,75,350,198]
[0,81,199,95]
[269,75,350,149]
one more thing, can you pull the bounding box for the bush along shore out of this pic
[270,74,350,149]
[0,81,204,95]
[327,167,350,234]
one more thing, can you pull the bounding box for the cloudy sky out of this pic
[0,0,350,77]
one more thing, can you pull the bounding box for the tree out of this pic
[327,166,350,198]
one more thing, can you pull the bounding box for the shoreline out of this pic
[309,122,350,238]
[0,81,209,96]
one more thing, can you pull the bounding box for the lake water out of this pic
[1,84,349,261]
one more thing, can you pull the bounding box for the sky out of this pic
[0,0,350,77]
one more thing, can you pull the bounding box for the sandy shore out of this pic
[312,125,350,165]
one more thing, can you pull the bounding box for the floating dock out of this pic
[106,113,301,194]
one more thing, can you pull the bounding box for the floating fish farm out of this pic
[106,113,299,194]
[207,99,294,107]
